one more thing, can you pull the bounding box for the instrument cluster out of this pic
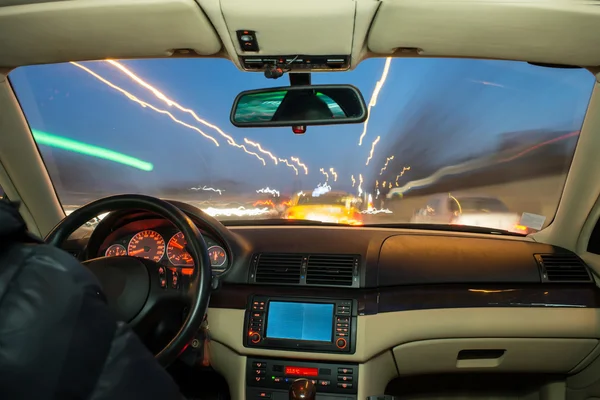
[101,228,228,274]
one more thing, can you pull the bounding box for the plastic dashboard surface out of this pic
[62,211,600,315]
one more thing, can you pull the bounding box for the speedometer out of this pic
[167,232,194,267]
[127,230,165,262]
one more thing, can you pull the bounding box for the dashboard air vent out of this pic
[254,253,302,284]
[535,253,592,282]
[306,254,358,286]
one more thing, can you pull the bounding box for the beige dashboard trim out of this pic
[207,307,600,364]
[207,307,600,400]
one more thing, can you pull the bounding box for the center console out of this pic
[244,296,357,354]
[247,357,358,400]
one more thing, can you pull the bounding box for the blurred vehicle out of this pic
[284,190,363,225]
[411,193,534,234]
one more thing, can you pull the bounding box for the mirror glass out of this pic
[230,84,368,127]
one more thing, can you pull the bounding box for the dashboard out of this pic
[63,203,600,400]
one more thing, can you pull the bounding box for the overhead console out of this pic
[240,55,350,72]
[216,0,380,71]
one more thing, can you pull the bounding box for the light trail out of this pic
[257,187,280,197]
[32,129,154,171]
[190,185,223,195]
[70,62,220,147]
[290,157,309,175]
[244,138,276,165]
[395,166,412,185]
[106,60,268,163]
[358,57,392,146]
[202,206,272,217]
[361,208,393,215]
[329,168,338,182]
[358,174,364,195]
[365,136,381,165]
[320,168,329,181]
[351,175,356,187]
[379,155,395,175]
[75,61,265,165]
[278,158,298,175]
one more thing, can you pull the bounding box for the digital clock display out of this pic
[284,366,319,376]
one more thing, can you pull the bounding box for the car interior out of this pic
[2,1,600,400]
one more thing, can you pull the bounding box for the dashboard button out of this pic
[335,338,347,349]
[253,362,267,369]
[338,368,352,374]
[338,375,353,382]
[250,332,261,343]
[337,383,353,389]
[318,380,331,386]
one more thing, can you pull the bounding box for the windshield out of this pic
[9,58,594,232]
[452,197,509,213]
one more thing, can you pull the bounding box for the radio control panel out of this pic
[244,296,357,354]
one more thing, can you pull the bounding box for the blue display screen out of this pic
[266,301,334,342]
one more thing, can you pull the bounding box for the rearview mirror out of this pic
[230,84,368,128]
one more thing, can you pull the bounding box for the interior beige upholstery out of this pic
[368,1,600,66]
[0,0,222,68]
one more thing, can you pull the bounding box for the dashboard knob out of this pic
[250,332,261,343]
[335,338,347,349]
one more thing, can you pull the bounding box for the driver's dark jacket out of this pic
[0,200,185,400]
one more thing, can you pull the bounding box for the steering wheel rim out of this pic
[45,194,212,367]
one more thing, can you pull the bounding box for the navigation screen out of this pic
[266,301,334,342]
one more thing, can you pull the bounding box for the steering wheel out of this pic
[45,194,212,367]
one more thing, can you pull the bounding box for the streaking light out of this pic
[379,156,395,175]
[358,174,364,196]
[202,206,271,217]
[319,168,329,181]
[329,168,338,182]
[244,138,276,164]
[257,187,280,197]
[69,62,220,147]
[278,158,298,175]
[395,166,412,185]
[105,60,271,165]
[358,58,392,146]
[32,129,154,171]
[312,183,332,197]
[351,175,356,187]
[191,185,223,195]
[291,157,309,175]
[361,208,393,215]
[365,136,381,165]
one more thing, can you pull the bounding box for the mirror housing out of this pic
[230,84,368,128]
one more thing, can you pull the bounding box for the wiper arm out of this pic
[362,223,526,236]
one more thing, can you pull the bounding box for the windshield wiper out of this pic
[362,223,526,236]
[222,219,357,227]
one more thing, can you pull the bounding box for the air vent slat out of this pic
[306,254,357,286]
[254,254,302,284]
[535,253,592,283]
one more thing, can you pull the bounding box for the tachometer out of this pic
[127,230,165,262]
[105,244,127,257]
[208,245,227,268]
[167,232,194,267]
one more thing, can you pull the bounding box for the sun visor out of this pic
[0,0,222,68]
[368,0,600,66]
[219,0,356,57]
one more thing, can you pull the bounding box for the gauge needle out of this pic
[170,241,184,250]
[130,248,146,255]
